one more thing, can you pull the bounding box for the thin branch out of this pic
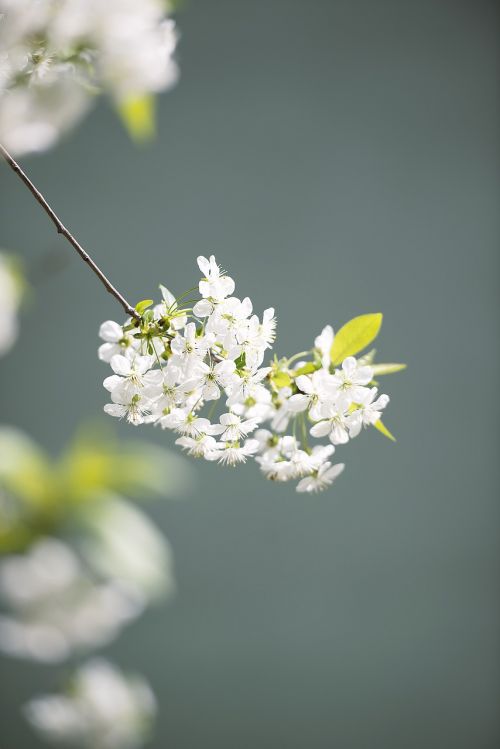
[0,142,140,321]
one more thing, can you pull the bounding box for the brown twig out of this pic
[0,142,140,320]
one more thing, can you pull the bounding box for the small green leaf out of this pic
[359,348,376,365]
[234,352,247,370]
[293,362,316,377]
[330,313,383,366]
[135,299,154,315]
[271,371,292,388]
[117,94,155,141]
[371,362,407,376]
[374,419,396,441]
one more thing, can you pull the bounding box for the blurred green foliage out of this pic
[0,423,191,554]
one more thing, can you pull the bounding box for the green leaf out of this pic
[371,362,407,376]
[135,299,154,315]
[359,348,376,365]
[293,362,316,377]
[330,313,383,366]
[374,419,396,442]
[271,371,292,388]
[117,94,155,141]
[234,352,247,370]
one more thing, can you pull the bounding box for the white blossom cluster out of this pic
[99,256,392,493]
[0,251,22,355]
[0,0,178,154]
[26,658,156,749]
[0,500,174,663]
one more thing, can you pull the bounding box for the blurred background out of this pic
[0,0,499,747]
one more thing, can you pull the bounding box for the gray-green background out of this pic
[1,1,499,747]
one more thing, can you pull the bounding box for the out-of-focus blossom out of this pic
[0,425,190,661]
[0,0,179,154]
[0,424,191,553]
[25,658,156,749]
[0,251,23,355]
[0,508,174,662]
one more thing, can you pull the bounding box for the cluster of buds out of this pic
[99,256,404,493]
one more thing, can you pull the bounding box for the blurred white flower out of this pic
[0,0,179,154]
[0,252,22,355]
[80,496,175,602]
[25,658,156,749]
[0,500,175,663]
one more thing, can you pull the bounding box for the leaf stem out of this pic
[0,142,140,320]
[287,350,311,367]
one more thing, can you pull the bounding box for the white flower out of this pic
[314,324,334,369]
[236,311,275,368]
[308,443,336,466]
[288,369,338,420]
[183,358,238,401]
[207,296,253,344]
[289,443,335,477]
[226,364,271,406]
[81,497,175,603]
[256,450,295,481]
[104,355,161,398]
[0,521,173,664]
[210,438,260,466]
[147,366,184,415]
[159,408,216,438]
[259,307,277,347]
[192,297,217,318]
[175,433,219,458]
[98,320,139,363]
[270,386,294,433]
[104,390,152,426]
[212,412,260,442]
[296,462,345,493]
[253,428,275,451]
[0,252,22,355]
[25,658,156,749]
[197,255,235,300]
[0,0,179,155]
[348,387,389,437]
[310,398,352,445]
[331,356,373,402]
[170,322,212,373]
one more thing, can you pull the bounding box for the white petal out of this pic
[193,299,213,317]
[355,366,374,385]
[99,320,123,343]
[104,404,127,418]
[288,394,310,412]
[197,256,211,276]
[110,355,132,376]
[310,421,331,438]
[342,356,357,375]
[296,476,313,493]
[98,342,117,362]
[323,463,345,482]
[103,375,123,393]
[295,375,313,394]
